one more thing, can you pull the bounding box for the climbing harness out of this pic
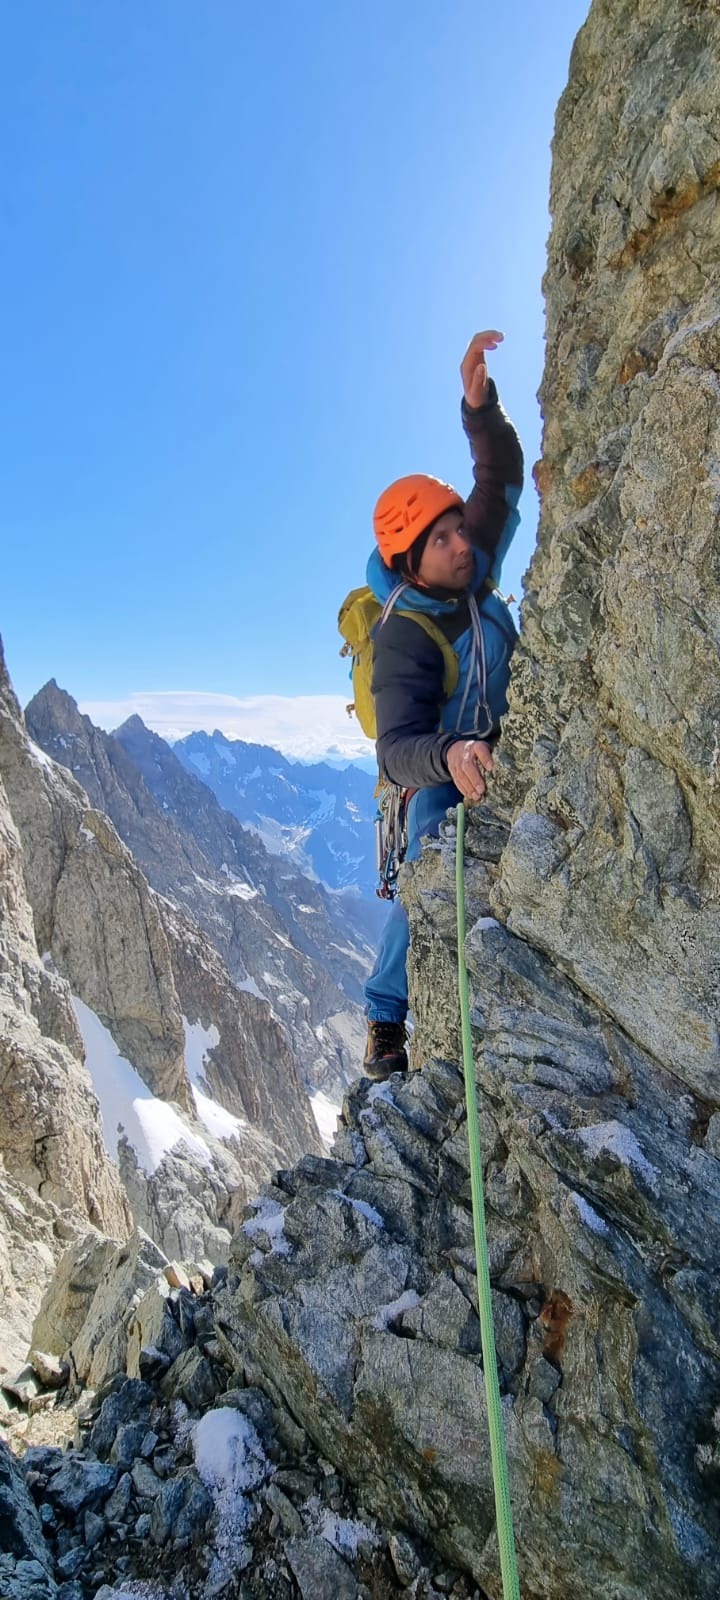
[456,800,521,1600]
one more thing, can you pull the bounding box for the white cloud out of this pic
[78,690,375,764]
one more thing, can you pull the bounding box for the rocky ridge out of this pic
[491,0,720,1095]
[26,686,370,1099]
[0,639,323,1353]
[1,1217,478,1600]
[5,993,718,1599]
[0,1069,536,1600]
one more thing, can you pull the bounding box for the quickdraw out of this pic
[374,783,417,899]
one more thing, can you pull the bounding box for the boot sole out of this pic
[363,1056,408,1083]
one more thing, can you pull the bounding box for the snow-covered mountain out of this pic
[172,730,379,896]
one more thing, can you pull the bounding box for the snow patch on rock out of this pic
[74,996,212,1174]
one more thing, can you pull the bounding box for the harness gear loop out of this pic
[456,800,521,1600]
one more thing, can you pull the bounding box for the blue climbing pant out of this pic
[364,781,461,1023]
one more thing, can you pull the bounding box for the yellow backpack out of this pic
[338,585,460,741]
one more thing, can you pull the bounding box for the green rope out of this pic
[456,800,521,1600]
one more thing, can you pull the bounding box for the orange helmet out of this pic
[373,474,464,566]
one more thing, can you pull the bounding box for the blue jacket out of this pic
[368,383,523,789]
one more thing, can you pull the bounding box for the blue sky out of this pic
[2,1,589,737]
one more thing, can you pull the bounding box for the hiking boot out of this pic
[363,1020,408,1082]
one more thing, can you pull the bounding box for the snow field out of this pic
[71,997,251,1176]
[72,997,212,1174]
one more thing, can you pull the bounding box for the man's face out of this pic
[416,510,473,591]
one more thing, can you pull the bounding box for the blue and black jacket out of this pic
[368,381,523,789]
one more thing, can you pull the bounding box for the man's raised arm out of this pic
[460,330,524,581]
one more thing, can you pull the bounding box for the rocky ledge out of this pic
[0,1090,501,1600]
[2,933,718,1599]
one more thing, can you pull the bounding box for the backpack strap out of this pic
[380,584,460,703]
[402,611,460,702]
[337,582,463,744]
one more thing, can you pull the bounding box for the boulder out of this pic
[0,1440,52,1565]
[31,1233,119,1359]
[69,1230,169,1389]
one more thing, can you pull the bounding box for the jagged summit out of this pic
[112,712,147,735]
[1,643,330,1326]
[26,677,93,741]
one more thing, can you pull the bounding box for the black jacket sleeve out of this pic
[373,385,523,789]
[461,379,524,563]
[373,613,458,788]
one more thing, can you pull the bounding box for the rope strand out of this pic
[456,800,521,1600]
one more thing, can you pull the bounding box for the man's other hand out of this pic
[461,331,503,409]
[446,739,494,801]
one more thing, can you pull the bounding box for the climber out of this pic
[363,330,524,1081]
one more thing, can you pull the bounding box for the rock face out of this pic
[1,1235,464,1600]
[115,1115,285,1267]
[6,1032,717,1598]
[492,0,720,1098]
[0,650,132,1373]
[1,662,190,1113]
[0,635,323,1334]
[164,902,313,1153]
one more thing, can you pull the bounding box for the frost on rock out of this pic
[570,1192,610,1237]
[367,1082,397,1108]
[371,1290,421,1331]
[577,1120,660,1191]
[331,1190,385,1229]
[318,1507,380,1558]
[194,1406,271,1584]
[242,1196,292,1256]
[94,1587,167,1600]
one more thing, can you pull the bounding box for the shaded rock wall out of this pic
[0,654,191,1112]
[0,760,130,1245]
[0,634,324,1350]
[0,673,132,1371]
[3,8,720,1600]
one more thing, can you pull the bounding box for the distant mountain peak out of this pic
[113,713,150,737]
[172,730,378,896]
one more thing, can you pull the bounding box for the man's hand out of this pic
[446,739,494,802]
[460,330,504,409]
